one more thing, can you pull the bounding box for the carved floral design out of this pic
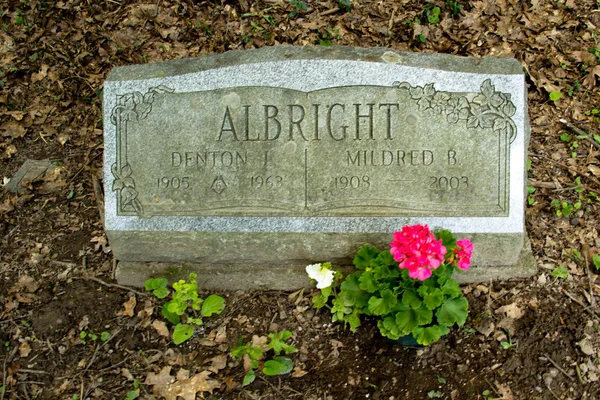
[395,79,517,143]
[110,85,175,216]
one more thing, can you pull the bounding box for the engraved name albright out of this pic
[110,80,514,217]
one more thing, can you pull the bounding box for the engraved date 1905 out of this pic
[157,177,190,189]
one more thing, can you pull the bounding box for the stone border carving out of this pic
[394,78,518,144]
[110,85,175,216]
[109,79,516,218]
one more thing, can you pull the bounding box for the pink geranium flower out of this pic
[390,224,447,281]
[455,239,474,270]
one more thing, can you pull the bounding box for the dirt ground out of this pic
[1,0,600,399]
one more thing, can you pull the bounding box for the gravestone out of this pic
[103,46,535,290]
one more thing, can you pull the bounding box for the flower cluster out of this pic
[389,224,447,280]
[305,263,334,289]
[389,224,473,281]
[455,239,474,270]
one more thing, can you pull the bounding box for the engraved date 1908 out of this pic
[334,176,371,189]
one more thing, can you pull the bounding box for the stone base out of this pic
[116,236,536,290]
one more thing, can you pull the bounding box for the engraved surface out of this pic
[103,46,534,287]
[111,80,514,218]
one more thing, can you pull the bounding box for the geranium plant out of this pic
[307,224,473,346]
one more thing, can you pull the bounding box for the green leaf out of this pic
[368,289,398,316]
[414,325,443,345]
[161,303,180,324]
[402,289,422,309]
[263,356,293,376]
[201,294,225,317]
[435,230,456,254]
[560,133,571,142]
[242,370,256,386]
[125,390,139,400]
[231,344,263,361]
[166,298,187,316]
[551,266,569,279]
[549,91,563,102]
[101,331,110,342]
[374,250,397,268]
[592,255,600,271]
[312,293,328,308]
[331,296,353,320]
[340,273,370,308]
[378,315,402,340]
[394,304,433,334]
[153,287,170,299]
[436,297,469,327]
[353,245,380,269]
[144,278,168,292]
[172,324,194,345]
[440,279,462,298]
[358,271,378,293]
[427,6,441,24]
[345,311,361,332]
[423,288,445,310]
[187,317,204,326]
[268,331,297,355]
[373,264,399,283]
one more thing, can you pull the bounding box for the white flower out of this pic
[306,263,334,289]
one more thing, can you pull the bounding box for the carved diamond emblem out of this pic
[211,176,227,195]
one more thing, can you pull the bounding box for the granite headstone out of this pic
[103,46,535,289]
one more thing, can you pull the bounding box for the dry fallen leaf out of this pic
[0,122,26,138]
[152,320,170,338]
[330,339,344,357]
[145,366,176,386]
[19,340,32,357]
[9,275,39,294]
[495,303,525,319]
[117,295,137,317]
[207,355,227,373]
[215,325,227,343]
[31,64,49,83]
[291,366,308,378]
[497,384,514,400]
[150,369,220,400]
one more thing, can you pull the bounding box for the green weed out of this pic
[145,274,225,345]
[446,1,463,17]
[289,0,307,17]
[231,330,297,386]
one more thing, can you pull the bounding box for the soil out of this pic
[1,0,600,399]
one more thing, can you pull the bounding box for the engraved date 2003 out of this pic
[429,176,469,190]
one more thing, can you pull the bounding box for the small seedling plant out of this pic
[145,273,225,344]
[78,330,111,345]
[230,330,297,386]
[289,0,307,17]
